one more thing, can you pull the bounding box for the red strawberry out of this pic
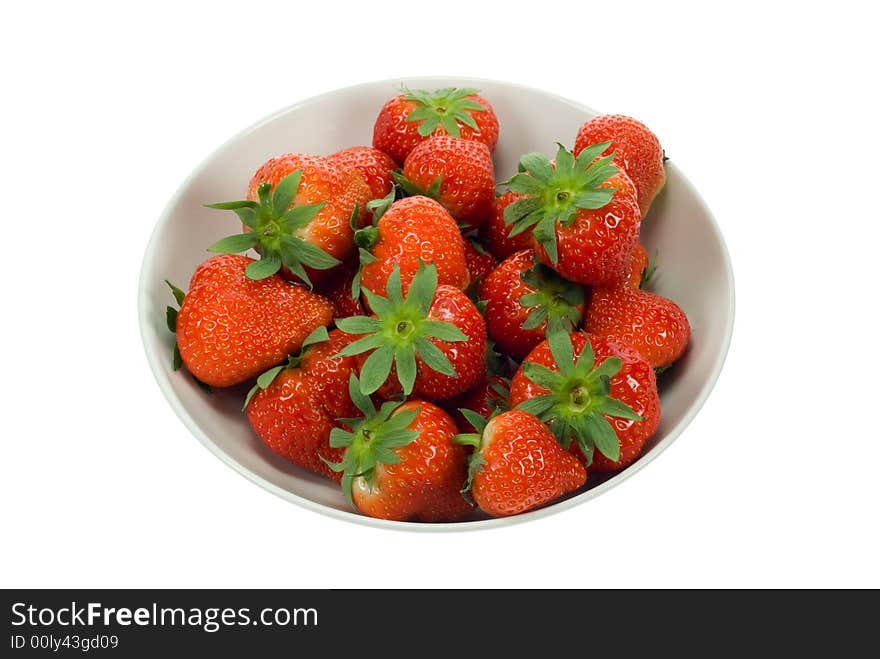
[314,258,364,320]
[396,135,495,228]
[373,87,499,163]
[328,146,396,201]
[479,191,533,260]
[245,328,359,481]
[480,250,586,361]
[455,409,586,517]
[326,377,473,522]
[585,286,690,369]
[206,154,364,286]
[336,262,486,401]
[574,114,666,217]
[171,254,333,387]
[504,144,642,286]
[444,376,510,432]
[327,146,396,228]
[509,331,660,472]
[355,195,469,300]
[463,239,498,287]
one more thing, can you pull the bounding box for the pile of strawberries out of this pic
[165,86,691,522]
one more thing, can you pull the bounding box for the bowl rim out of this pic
[137,75,736,532]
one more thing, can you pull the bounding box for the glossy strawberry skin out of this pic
[443,376,509,432]
[360,196,470,298]
[623,241,649,288]
[314,258,364,320]
[574,115,666,217]
[247,330,359,481]
[351,401,473,522]
[402,136,495,228]
[479,191,534,260]
[509,332,660,472]
[328,146,396,200]
[480,250,587,361]
[463,240,498,286]
[585,286,690,368]
[175,255,333,387]
[532,169,641,286]
[247,153,365,284]
[366,285,487,401]
[372,93,499,164]
[327,146,396,228]
[473,410,586,517]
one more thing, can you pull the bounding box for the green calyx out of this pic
[503,143,619,265]
[205,170,340,286]
[453,409,490,502]
[323,373,422,504]
[334,261,468,396]
[164,280,186,371]
[163,280,212,394]
[350,189,396,300]
[518,263,585,336]
[242,326,330,410]
[403,86,486,138]
[516,331,642,465]
[391,170,442,201]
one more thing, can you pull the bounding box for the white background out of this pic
[2,1,878,588]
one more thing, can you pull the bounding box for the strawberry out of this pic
[372,87,499,163]
[509,331,660,472]
[444,376,510,433]
[314,257,364,320]
[479,250,586,361]
[328,146,396,201]
[585,286,690,369]
[504,144,641,286]
[171,254,333,387]
[206,155,364,286]
[354,194,469,301]
[478,191,533,260]
[463,239,498,288]
[327,146,396,228]
[244,327,359,481]
[335,262,486,401]
[395,135,495,228]
[574,115,666,217]
[325,375,473,522]
[455,409,586,517]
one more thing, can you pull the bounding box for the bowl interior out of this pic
[139,77,734,530]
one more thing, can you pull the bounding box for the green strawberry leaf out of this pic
[584,414,621,462]
[165,306,178,334]
[207,232,260,254]
[272,170,302,216]
[402,87,486,139]
[413,337,456,376]
[164,280,186,307]
[171,343,182,371]
[359,345,395,395]
[245,253,281,280]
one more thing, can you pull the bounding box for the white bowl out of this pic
[138,77,735,531]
